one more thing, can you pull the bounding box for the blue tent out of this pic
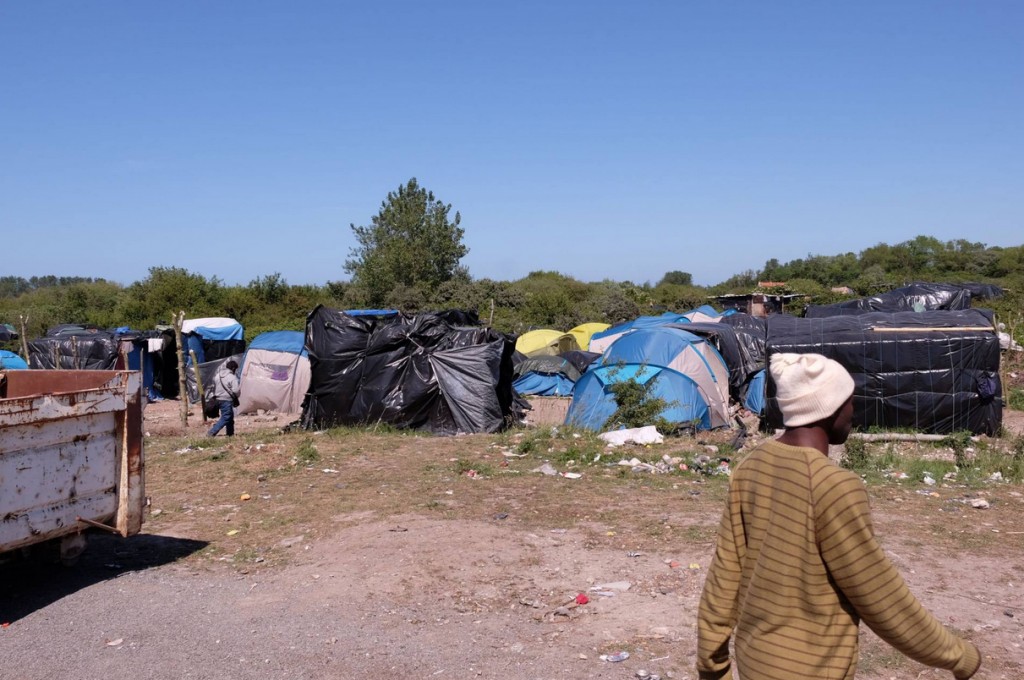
[566,327,731,432]
[588,312,690,353]
[0,350,28,370]
[743,369,766,414]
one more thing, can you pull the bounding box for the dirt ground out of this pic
[1,399,1023,679]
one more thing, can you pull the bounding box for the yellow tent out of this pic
[515,329,580,357]
[568,323,610,351]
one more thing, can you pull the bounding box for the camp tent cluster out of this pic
[3,282,1008,436]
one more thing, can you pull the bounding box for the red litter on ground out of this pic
[575,593,589,605]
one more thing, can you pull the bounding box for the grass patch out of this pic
[294,438,319,465]
[1007,388,1024,411]
[452,458,497,477]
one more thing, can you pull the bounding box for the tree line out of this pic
[2,179,1021,347]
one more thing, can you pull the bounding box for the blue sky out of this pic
[2,1,1021,287]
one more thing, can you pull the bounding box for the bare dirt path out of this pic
[2,402,1023,679]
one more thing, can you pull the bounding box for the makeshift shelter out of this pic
[0,323,17,342]
[237,331,311,415]
[566,327,731,432]
[515,329,580,357]
[513,355,582,397]
[181,317,245,363]
[28,330,119,370]
[764,309,1001,435]
[719,313,768,374]
[567,323,610,351]
[0,350,28,369]
[670,322,755,397]
[588,313,690,354]
[180,318,245,403]
[302,306,519,434]
[805,283,1002,318]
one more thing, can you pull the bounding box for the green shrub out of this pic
[841,438,869,470]
[603,365,676,434]
[294,438,319,465]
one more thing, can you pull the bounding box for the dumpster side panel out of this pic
[0,370,144,553]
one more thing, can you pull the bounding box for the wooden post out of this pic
[191,349,209,423]
[18,313,30,362]
[173,311,188,428]
[489,298,495,327]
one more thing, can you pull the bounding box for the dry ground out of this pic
[2,398,1023,679]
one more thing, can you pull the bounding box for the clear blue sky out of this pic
[2,1,1021,287]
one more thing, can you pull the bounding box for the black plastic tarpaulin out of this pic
[764,309,1001,435]
[805,282,1002,318]
[718,313,768,373]
[301,305,519,434]
[28,331,119,370]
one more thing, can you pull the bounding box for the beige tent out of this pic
[237,331,311,415]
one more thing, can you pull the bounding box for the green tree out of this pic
[116,266,223,328]
[658,270,692,286]
[344,178,469,308]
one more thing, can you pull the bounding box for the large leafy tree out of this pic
[344,178,469,307]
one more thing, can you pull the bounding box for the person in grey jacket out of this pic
[207,359,241,437]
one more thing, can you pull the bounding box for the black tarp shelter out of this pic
[764,309,1002,435]
[805,282,1003,318]
[301,306,519,434]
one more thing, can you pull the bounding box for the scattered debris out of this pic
[970,498,991,509]
[590,581,631,592]
[533,463,558,476]
[599,651,630,662]
[599,426,664,447]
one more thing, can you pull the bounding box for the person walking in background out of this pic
[697,353,981,680]
[207,359,240,437]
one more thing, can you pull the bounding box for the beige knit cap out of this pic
[770,353,854,427]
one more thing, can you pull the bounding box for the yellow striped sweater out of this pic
[697,440,981,680]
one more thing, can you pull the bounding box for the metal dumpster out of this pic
[0,370,145,558]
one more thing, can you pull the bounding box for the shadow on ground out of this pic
[0,532,207,623]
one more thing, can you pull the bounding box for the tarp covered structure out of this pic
[238,331,310,415]
[566,327,732,432]
[513,355,581,397]
[28,330,120,370]
[302,306,518,434]
[181,317,246,364]
[764,309,1001,435]
[805,282,1002,318]
[515,329,580,357]
[669,322,754,397]
[180,318,245,403]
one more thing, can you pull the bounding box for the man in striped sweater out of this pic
[697,353,981,680]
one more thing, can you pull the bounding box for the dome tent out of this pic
[566,327,731,432]
[515,329,580,357]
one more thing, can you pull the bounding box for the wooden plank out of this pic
[116,371,145,536]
